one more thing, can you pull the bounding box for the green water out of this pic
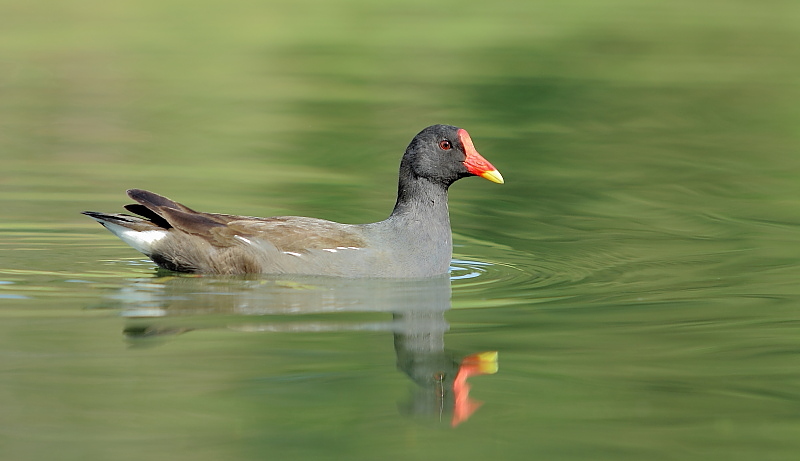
[2,0,800,459]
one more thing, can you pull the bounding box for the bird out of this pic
[82,124,503,277]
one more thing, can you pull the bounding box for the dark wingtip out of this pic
[126,189,192,213]
[126,189,147,200]
[82,211,115,227]
[124,203,173,229]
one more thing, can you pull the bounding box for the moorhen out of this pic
[82,124,503,277]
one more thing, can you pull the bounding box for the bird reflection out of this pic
[110,273,497,427]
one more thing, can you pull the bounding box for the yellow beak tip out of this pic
[481,170,504,184]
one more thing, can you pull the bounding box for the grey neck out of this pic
[389,175,451,225]
[360,174,454,277]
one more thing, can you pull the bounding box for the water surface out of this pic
[2,1,800,460]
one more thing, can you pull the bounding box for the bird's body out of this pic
[83,125,503,277]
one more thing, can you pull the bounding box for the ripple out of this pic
[449,259,492,280]
[0,293,29,299]
[448,241,625,309]
[450,248,593,292]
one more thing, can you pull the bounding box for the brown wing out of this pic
[218,217,367,253]
[125,189,367,253]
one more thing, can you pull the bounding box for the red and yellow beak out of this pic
[458,128,504,184]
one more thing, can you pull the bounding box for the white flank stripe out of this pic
[234,235,253,245]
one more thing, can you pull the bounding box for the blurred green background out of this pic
[1,1,799,460]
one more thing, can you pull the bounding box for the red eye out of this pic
[439,140,452,150]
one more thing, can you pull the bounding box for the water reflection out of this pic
[109,274,497,427]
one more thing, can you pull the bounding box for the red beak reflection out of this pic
[451,351,499,427]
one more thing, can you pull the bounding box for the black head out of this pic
[400,124,503,188]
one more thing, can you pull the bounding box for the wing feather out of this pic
[123,189,366,252]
